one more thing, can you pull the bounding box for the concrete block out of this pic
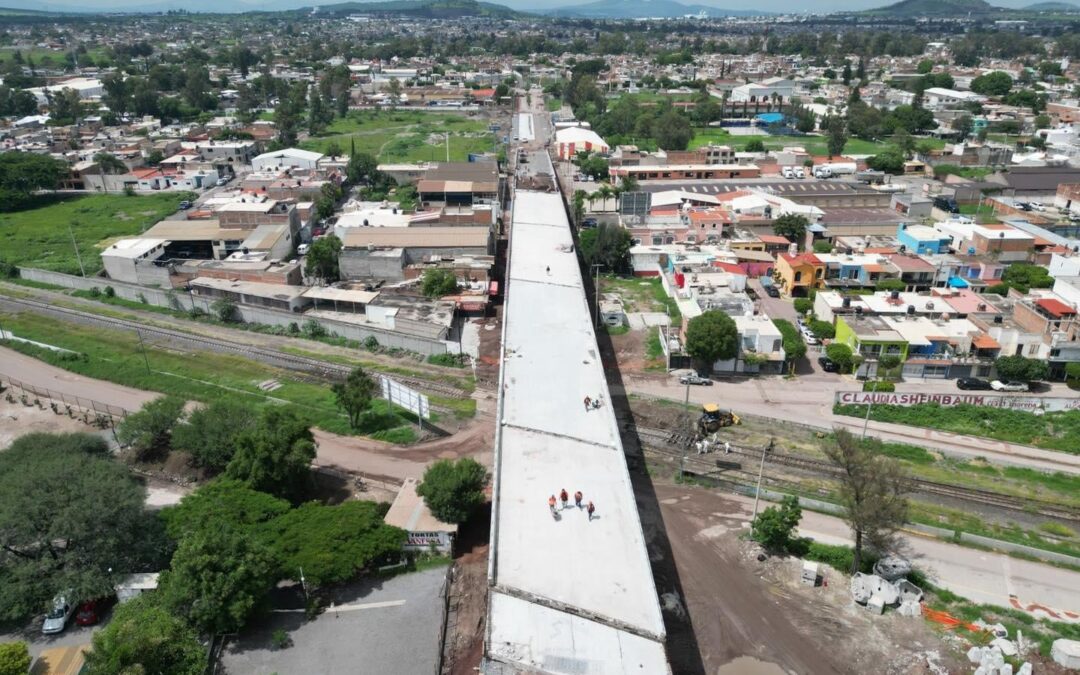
[991,638,1017,657]
[968,646,984,664]
[1052,638,1080,669]
[865,595,885,615]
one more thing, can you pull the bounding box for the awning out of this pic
[972,334,1001,350]
[948,277,970,288]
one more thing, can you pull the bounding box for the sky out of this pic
[10,0,1048,14]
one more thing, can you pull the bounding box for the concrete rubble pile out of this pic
[1053,639,1080,670]
[850,570,923,616]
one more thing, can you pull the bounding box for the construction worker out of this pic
[724,441,732,454]
[574,490,583,509]
[560,488,569,510]
[586,501,596,522]
[548,495,558,517]
[583,396,591,411]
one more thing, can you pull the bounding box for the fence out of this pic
[17,267,451,356]
[0,374,130,421]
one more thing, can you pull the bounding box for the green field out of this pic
[689,130,946,156]
[0,193,188,275]
[545,97,563,112]
[0,311,420,442]
[300,110,495,162]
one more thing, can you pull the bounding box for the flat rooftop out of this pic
[102,238,167,259]
[486,190,666,674]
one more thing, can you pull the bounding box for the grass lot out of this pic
[0,311,421,442]
[690,129,945,157]
[834,402,1080,454]
[545,97,563,112]
[300,110,494,162]
[958,202,1001,224]
[0,193,188,275]
[599,274,680,320]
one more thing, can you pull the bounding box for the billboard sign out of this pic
[380,376,431,420]
[835,391,1080,413]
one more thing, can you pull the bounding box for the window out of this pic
[1028,343,1040,355]
[794,271,802,282]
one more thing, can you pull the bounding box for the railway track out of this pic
[634,424,1080,524]
[0,296,472,400]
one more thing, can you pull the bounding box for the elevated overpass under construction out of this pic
[484,186,668,674]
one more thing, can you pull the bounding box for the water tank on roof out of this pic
[994,315,1003,324]
[907,305,916,315]
[891,290,901,300]
[842,296,852,308]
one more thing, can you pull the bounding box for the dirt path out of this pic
[654,482,960,674]
[0,345,158,413]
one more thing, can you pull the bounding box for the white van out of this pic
[782,167,795,179]
[794,167,806,179]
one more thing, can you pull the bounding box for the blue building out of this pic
[896,223,951,255]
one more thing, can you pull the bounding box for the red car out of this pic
[75,600,103,626]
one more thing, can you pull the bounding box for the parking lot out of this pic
[220,566,449,675]
[0,608,108,662]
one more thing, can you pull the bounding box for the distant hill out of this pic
[1023,1,1080,10]
[542,0,770,19]
[862,0,1000,16]
[315,0,521,17]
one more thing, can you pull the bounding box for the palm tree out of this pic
[595,183,615,212]
[93,152,128,175]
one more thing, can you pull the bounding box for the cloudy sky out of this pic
[14,0,1046,14]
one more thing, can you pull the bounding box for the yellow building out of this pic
[774,252,824,297]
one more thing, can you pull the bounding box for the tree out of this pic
[47,87,84,126]
[971,71,1014,97]
[332,367,379,430]
[0,433,165,623]
[823,429,908,574]
[211,297,238,322]
[824,115,847,157]
[117,397,186,461]
[877,354,902,379]
[84,595,204,675]
[421,268,459,298]
[579,223,632,272]
[261,501,406,588]
[346,152,378,185]
[145,149,165,166]
[171,401,260,473]
[842,62,852,86]
[0,643,31,675]
[225,408,317,502]
[953,114,974,139]
[866,148,905,174]
[1066,362,1080,384]
[653,110,692,151]
[160,525,278,635]
[325,141,343,159]
[685,310,739,370]
[772,214,808,249]
[1001,263,1054,292]
[0,151,65,211]
[917,59,934,74]
[307,87,332,135]
[994,355,1049,382]
[93,152,128,176]
[750,495,802,553]
[160,478,289,542]
[304,233,342,284]
[825,343,856,373]
[744,139,766,153]
[1034,114,1051,130]
[416,458,487,524]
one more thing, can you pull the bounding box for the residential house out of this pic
[897,224,951,255]
[774,252,824,297]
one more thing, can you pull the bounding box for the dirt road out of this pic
[0,345,158,412]
[654,482,962,674]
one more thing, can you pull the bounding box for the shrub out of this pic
[812,240,834,254]
[363,335,379,351]
[751,496,802,553]
[88,287,102,298]
[793,298,814,315]
[302,319,328,339]
[0,642,31,675]
[800,541,878,574]
[863,380,895,392]
[809,319,835,340]
[103,286,115,298]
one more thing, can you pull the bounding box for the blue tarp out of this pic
[756,112,785,124]
[948,277,970,288]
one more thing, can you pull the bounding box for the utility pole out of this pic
[67,220,86,277]
[751,438,774,519]
[136,328,151,374]
[861,389,875,439]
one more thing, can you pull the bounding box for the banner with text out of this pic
[835,391,1080,413]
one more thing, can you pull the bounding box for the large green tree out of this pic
[225,408,317,502]
[772,213,809,248]
[685,310,739,370]
[304,234,343,284]
[0,643,31,675]
[970,71,1014,97]
[171,401,261,473]
[84,595,204,675]
[416,458,487,524]
[421,269,459,298]
[160,525,278,635]
[0,151,66,212]
[0,433,166,622]
[261,501,406,588]
[332,367,380,430]
[653,110,693,151]
[117,397,186,461]
[160,478,290,542]
[579,223,632,272]
[994,355,1049,382]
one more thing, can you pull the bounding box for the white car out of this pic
[801,330,820,346]
[1030,202,1046,212]
[990,380,1028,392]
[794,168,805,179]
[42,593,75,635]
[782,167,795,179]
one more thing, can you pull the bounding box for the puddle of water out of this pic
[716,656,789,675]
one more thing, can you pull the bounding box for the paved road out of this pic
[622,373,1080,474]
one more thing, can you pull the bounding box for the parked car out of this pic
[75,598,111,627]
[296,243,310,255]
[764,285,780,298]
[679,374,713,386]
[956,377,993,391]
[215,177,230,187]
[990,380,1029,392]
[1030,202,1047,212]
[581,217,598,228]
[802,331,820,346]
[818,356,839,372]
[178,200,192,210]
[794,167,805,179]
[782,167,795,179]
[42,593,75,635]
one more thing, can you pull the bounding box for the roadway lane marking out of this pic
[272,600,405,613]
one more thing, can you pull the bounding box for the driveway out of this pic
[220,566,449,675]
[747,278,798,323]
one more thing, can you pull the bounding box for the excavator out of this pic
[697,403,740,436]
